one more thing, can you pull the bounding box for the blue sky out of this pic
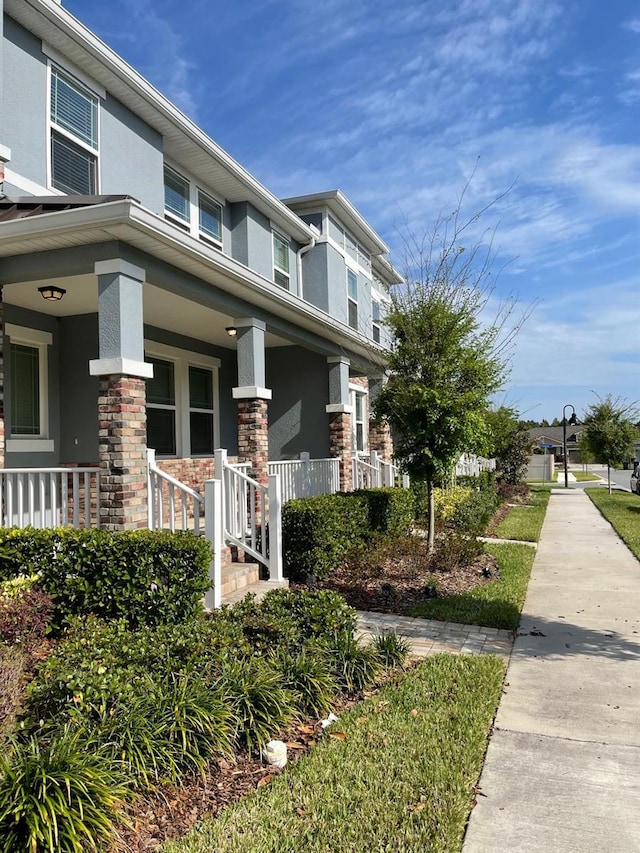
[64,0,639,423]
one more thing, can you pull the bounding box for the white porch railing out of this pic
[353,451,407,490]
[455,454,497,477]
[268,453,340,503]
[0,467,101,528]
[147,450,203,533]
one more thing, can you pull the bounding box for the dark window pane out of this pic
[356,423,364,452]
[51,133,96,194]
[190,412,214,455]
[147,408,176,456]
[348,300,358,330]
[189,366,213,409]
[274,269,290,289]
[10,344,40,435]
[198,193,222,241]
[373,325,381,343]
[164,166,190,221]
[147,359,175,405]
[51,68,97,148]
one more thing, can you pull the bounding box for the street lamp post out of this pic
[562,404,578,488]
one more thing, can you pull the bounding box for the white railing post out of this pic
[267,472,283,582]
[204,478,223,610]
[147,448,156,529]
[300,451,310,498]
[369,450,380,487]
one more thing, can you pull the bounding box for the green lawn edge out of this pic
[407,542,535,630]
[493,487,551,542]
[164,655,505,853]
[585,489,640,561]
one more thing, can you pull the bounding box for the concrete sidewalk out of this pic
[463,489,640,853]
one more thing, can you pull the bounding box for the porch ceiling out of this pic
[3,278,292,349]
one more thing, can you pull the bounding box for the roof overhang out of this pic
[5,0,314,244]
[0,198,388,367]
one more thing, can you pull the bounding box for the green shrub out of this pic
[253,588,358,641]
[282,493,369,581]
[351,487,415,535]
[451,488,500,536]
[0,728,128,853]
[0,647,27,746]
[433,486,472,526]
[0,585,53,650]
[219,657,295,753]
[272,644,337,716]
[372,631,411,668]
[0,528,211,629]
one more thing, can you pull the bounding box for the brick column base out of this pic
[369,419,393,462]
[329,411,353,492]
[237,398,269,487]
[98,375,147,530]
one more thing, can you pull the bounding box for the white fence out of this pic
[269,453,340,503]
[0,467,101,529]
[353,451,407,490]
[455,454,496,477]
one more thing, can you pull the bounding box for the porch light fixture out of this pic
[562,404,579,489]
[225,326,237,337]
[38,285,66,301]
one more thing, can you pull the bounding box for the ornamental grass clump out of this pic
[0,727,128,853]
[272,644,338,717]
[372,631,411,668]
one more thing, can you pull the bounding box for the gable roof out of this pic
[528,426,585,446]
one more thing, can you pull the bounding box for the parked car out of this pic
[631,463,640,495]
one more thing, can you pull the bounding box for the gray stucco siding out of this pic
[266,346,330,460]
[59,314,99,463]
[99,95,164,212]
[300,243,329,313]
[3,16,48,189]
[326,243,349,326]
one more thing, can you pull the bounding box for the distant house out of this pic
[528,427,586,463]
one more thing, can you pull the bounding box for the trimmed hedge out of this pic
[282,488,415,582]
[0,528,211,629]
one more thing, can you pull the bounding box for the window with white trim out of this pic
[163,164,224,249]
[350,387,368,453]
[347,269,358,330]
[50,67,99,194]
[372,300,381,343]
[5,325,52,451]
[273,230,290,289]
[145,346,219,457]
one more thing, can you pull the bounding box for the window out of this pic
[10,344,40,436]
[50,67,98,194]
[350,387,368,453]
[147,358,177,456]
[189,366,214,455]
[347,269,358,330]
[372,300,381,343]
[164,166,190,225]
[145,345,220,457]
[5,325,53,452]
[273,231,290,289]
[198,191,222,245]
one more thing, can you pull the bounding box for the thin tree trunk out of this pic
[608,464,612,494]
[427,479,435,554]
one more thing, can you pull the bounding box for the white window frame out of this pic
[347,267,359,331]
[163,160,225,249]
[349,384,368,454]
[47,63,100,195]
[272,229,291,290]
[144,341,220,458]
[5,325,54,453]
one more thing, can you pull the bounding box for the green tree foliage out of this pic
[374,189,529,550]
[581,395,638,493]
[485,406,533,484]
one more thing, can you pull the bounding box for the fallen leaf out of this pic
[295,807,308,818]
[410,708,419,717]
[285,741,306,750]
[356,716,369,724]
[257,775,272,788]
[328,731,346,740]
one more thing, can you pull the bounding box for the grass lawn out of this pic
[164,654,505,853]
[407,542,535,630]
[572,471,602,482]
[493,487,551,542]
[585,489,640,561]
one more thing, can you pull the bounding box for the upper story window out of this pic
[163,164,224,249]
[347,269,358,330]
[273,231,290,289]
[328,216,371,274]
[372,300,381,343]
[50,67,99,194]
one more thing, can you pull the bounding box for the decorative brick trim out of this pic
[98,375,147,530]
[328,411,353,492]
[350,375,369,390]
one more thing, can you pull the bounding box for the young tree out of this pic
[485,406,533,485]
[374,188,530,550]
[581,395,638,493]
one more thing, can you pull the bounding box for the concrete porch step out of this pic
[222,579,289,606]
